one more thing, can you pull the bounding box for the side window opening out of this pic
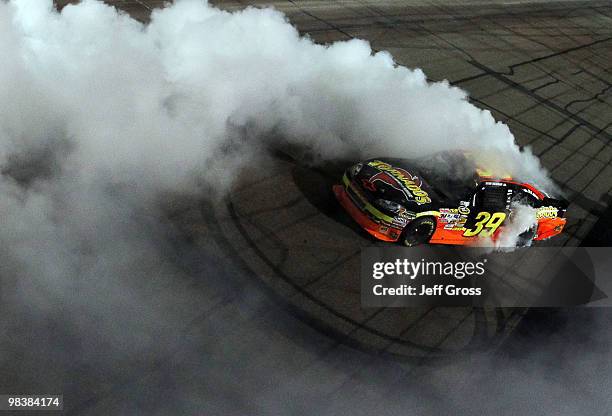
[464,184,507,229]
[510,190,539,208]
[481,185,507,211]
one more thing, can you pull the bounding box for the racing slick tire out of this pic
[401,217,436,247]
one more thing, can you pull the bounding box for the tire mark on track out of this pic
[468,60,612,140]
[451,35,612,85]
[225,198,440,353]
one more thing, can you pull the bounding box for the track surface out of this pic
[214,153,525,357]
[205,0,612,356]
[19,1,612,414]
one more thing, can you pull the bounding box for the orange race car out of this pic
[333,152,567,247]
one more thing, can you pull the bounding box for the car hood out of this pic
[356,157,475,209]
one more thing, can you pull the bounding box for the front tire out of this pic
[401,217,436,247]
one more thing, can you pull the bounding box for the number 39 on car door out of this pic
[463,211,507,237]
[462,183,509,238]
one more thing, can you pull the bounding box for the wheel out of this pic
[401,217,436,247]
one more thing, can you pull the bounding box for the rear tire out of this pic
[401,217,436,247]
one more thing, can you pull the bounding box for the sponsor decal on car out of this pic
[398,209,416,220]
[536,206,559,219]
[392,217,408,227]
[439,204,470,231]
[367,160,432,205]
[458,202,470,215]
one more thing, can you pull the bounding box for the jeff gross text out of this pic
[371,259,487,297]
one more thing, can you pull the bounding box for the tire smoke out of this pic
[1,0,554,198]
[0,0,566,412]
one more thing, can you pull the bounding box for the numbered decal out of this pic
[463,212,506,237]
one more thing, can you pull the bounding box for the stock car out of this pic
[333,152,568,246]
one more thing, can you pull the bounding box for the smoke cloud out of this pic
[484,203,538,250]
[0,0,577,414]
[0,0,557,276]
[1,0,553,195]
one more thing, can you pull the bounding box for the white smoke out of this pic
[0,0,558,282]
[494,204,539,250]
[0,2,593,414]
[1,0,554,196]
[0,0,561,403]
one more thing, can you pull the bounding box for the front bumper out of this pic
[333,181,402,242]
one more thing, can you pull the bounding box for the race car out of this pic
[333,151,568,246]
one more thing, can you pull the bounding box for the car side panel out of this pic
[535,217,566,240]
